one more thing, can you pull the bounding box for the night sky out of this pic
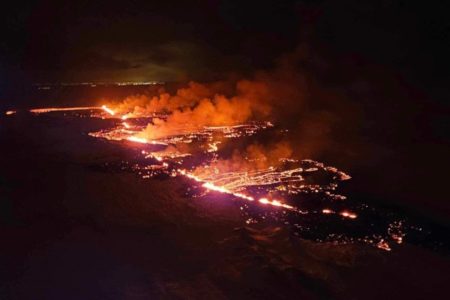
[1,0,449,85]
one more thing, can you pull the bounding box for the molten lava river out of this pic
[11,105,435,252]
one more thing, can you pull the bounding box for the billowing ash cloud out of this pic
[108,80,272,140]
[193,141,294,178]
[105,40,419,172]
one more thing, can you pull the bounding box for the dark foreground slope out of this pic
[0,114,449,299]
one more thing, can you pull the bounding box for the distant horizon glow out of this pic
[32,81,165,87]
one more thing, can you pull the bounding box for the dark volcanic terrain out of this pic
[1,112,449,300]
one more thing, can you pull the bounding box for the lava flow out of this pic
[180,169,296,210]
[29,106,102,114]
[16,104,415,252]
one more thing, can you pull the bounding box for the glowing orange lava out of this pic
[340,211,358,219]
[12,104,408,252]
[181,170,296,210]
[101,105,116,116]
[30,106,100,114]
[127,136,148,143]
[376,240,392,251]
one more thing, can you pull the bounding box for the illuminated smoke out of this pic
[193,141,294,176]
[101,50,351,161]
